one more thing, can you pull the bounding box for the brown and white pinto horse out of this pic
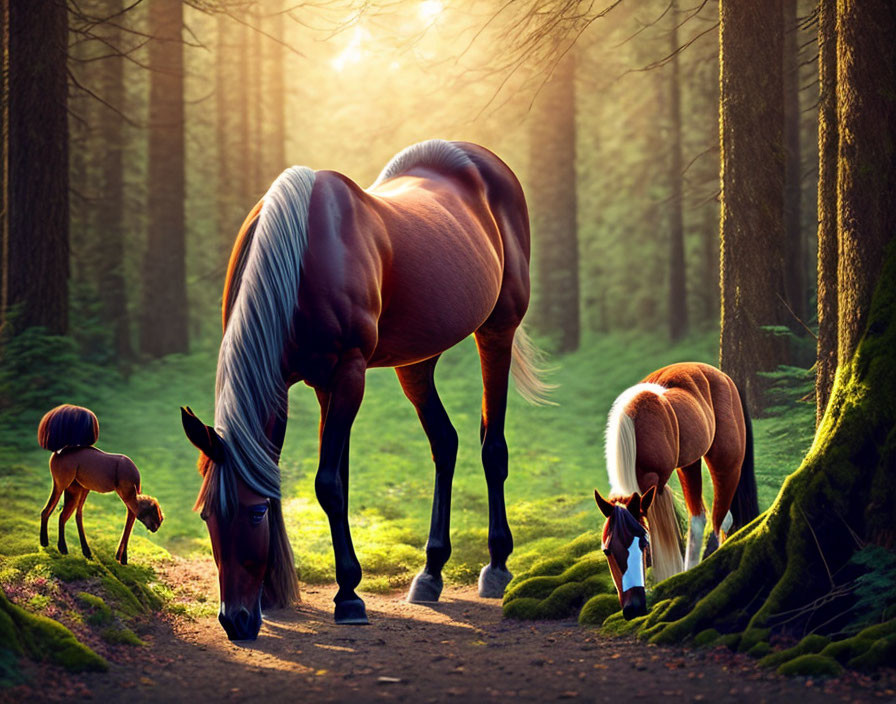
[182,140,548,640]
[594,362,758,618]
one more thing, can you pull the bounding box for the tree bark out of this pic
[834,0,896,367]
[95,0,131,361]
[815,0,838,425]
[266,4,285,184]
[781,0,805,331]
[667,2,687,342]
[718,0,788,411]
[529,51,580,353]
[140,0,187,357]
[1,0,69,335]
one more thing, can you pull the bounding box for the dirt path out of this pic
[6,559,895,703]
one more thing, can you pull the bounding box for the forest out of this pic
[0,0,894,700]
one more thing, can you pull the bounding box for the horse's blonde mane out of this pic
[604,383,666,496]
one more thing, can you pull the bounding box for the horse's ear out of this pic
[640,485,656,514]
[594,489,614,518]
[181,407,225,463]
[627,492,642,518]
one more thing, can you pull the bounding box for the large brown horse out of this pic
[182,140,548,640]
[594,362,758,618]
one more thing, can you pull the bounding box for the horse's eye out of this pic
[249,505,268,525]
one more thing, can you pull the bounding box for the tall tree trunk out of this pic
[96,0,131,361]
[718,0,787,411]
[216,13,237,265]
[1,0,69,335]
[835,0,896,368]
[529,51,580,353]
[815,0,837,425]
[781,0,805,330]
[667,1,687,341]
[140,0,187,357]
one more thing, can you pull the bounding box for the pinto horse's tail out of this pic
[730,387,759,533]
[510,324,555,405]
[37,404,99,452]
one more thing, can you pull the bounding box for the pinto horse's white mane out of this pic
[213,166,316,511]
[605,383,666,496]
[371,139,473,188]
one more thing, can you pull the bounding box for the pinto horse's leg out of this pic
[396,356,458,603]
[74,487,92,559]
[677,460,707,569]
[57,488,79,555]
[474,329,515,598]
[314,354,367,624]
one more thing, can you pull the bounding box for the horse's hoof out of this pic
[407,571,443,603]
[478,564,512,598]
[334,598,369,625]
[57,544,68,555]
[82,550,92,560]
[40,536,48,548]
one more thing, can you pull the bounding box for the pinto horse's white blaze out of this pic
[621,538,647,591]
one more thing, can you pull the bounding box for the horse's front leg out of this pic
[315,355,367,624]
[40,483,64,548]
[57,488,79,555]
[474,329,515,598]
[74,488,92,559]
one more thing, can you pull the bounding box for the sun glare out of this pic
[419,0,443,22]
[331,26,365,72]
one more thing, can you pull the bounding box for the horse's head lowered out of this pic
[594,486,656,620]
[181,407,273,641]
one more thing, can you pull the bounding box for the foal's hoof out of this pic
[57,544,68,555]
[478,564,512,598]
[334,598,369,625]
[40,535,48,548]
[407,571,443,603]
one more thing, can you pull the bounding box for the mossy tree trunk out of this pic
[529,50,580,353]
[815,0,837,425]
[718,0,789,412]
[616,0,896,651]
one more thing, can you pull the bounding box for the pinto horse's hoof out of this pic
[334,598,369,625]
[407,571,443,603]
[478,564,512,598]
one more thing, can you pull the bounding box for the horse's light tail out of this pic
[37,404,99,452]
[730,386,759,532]
[646,488,684,581]
[510,324,556,405]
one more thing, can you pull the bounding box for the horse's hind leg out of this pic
[57,488,79,555]
[74,487,92,559]
[396,356,458,603]
[677,460,707,569]
[474,328,515,598]
[40,483,64,548]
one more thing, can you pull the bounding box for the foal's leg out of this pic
[40,483,65,548]
[57,488,79,555]
[397,356,459,603]
[116,510,136,565]
[74,487,92,559]
[474,329,515,598]
[314,354,367,624]
[676,460,707,568]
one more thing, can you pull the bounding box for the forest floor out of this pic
[5,556,895,704]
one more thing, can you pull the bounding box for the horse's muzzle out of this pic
[219,603,262,641]
[622,587,647,621]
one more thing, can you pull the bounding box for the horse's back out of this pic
[299,144,529,369]
[50,447,137,494]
